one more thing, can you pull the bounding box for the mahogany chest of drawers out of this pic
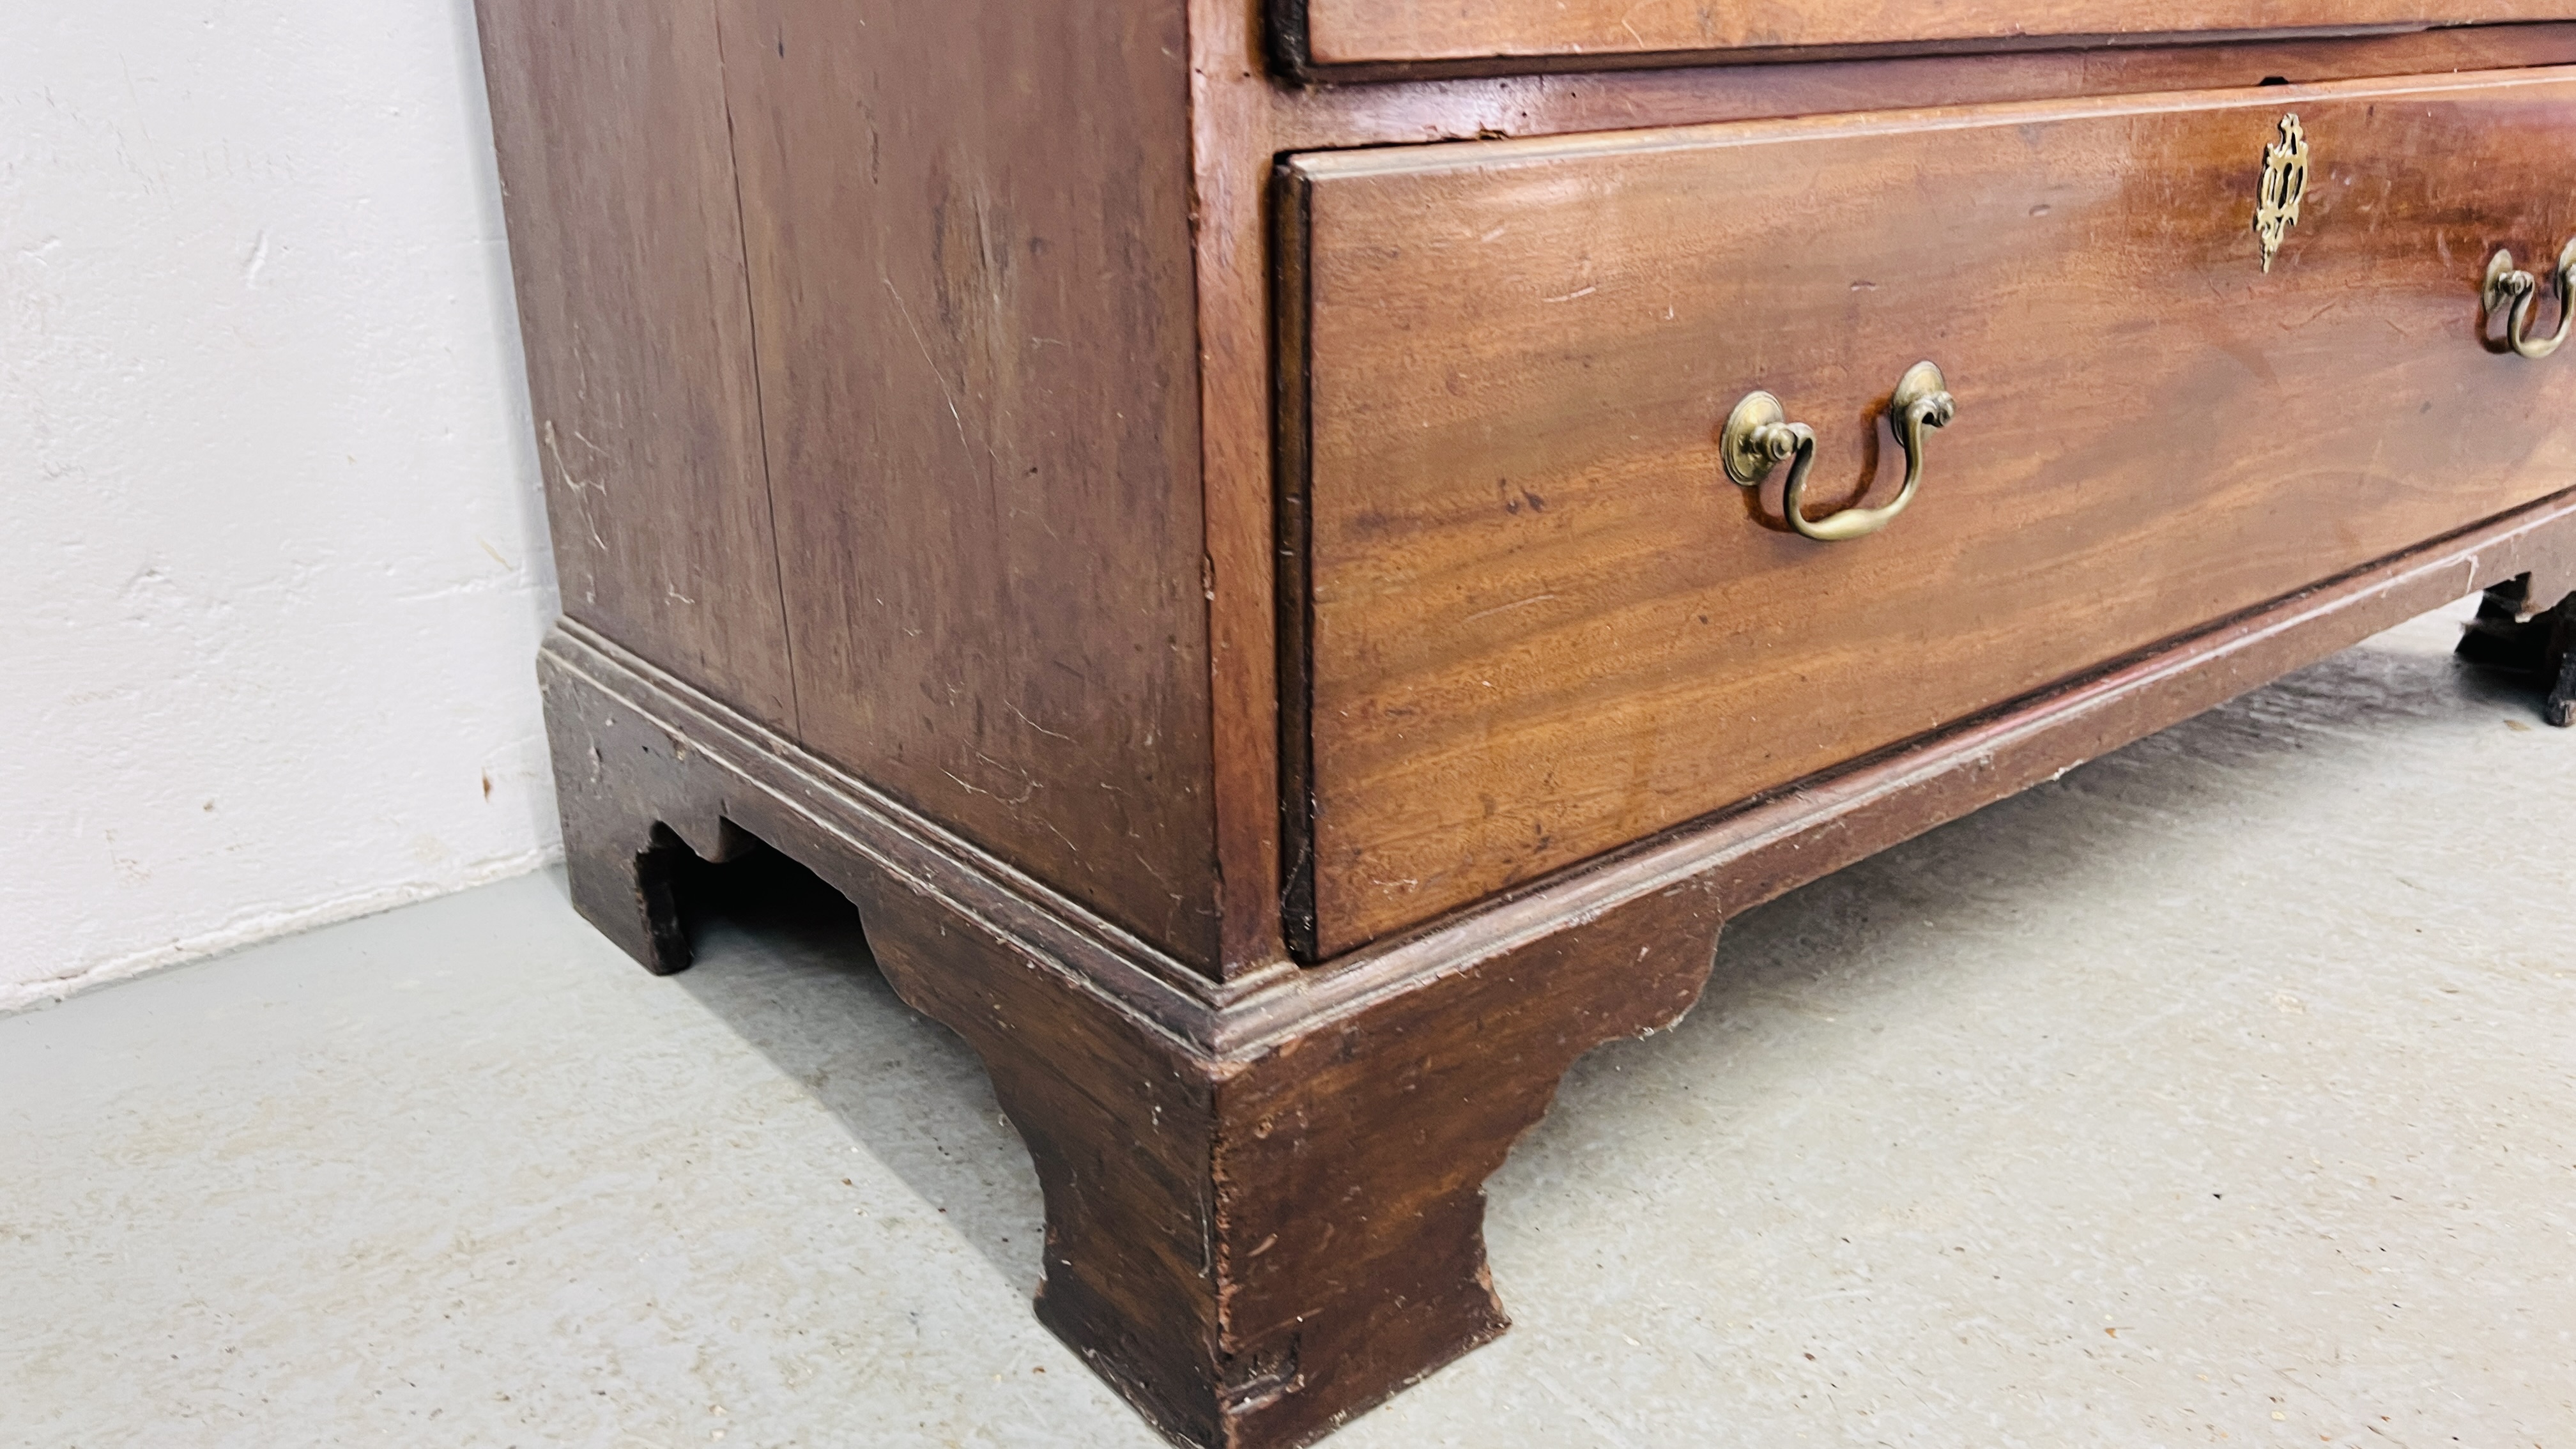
[476,4,2576,1444]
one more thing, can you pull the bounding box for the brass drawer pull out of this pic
[2483,241,2576,359]
[1723,361,1956,542]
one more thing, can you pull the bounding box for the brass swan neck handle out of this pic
[2484,240,2576,360]
[1722,361,1956,542]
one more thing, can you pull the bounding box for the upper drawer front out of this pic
[1280,71,2576,956]
[1281,3,2576,75]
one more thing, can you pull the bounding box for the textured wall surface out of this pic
[1,3,559,1009]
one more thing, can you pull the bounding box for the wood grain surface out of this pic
[1190,8,2576,971]
[710,0,1223,967]
[472,0,798,728]
[1282,69,2576,953]
[1285,0,2576,75]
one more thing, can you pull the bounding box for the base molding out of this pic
[537,486,2576,1448]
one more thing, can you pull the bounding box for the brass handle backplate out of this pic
[1722,361,1957,542]
[2484,240,2576,359]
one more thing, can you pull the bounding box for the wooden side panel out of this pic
[712,0,1222,968]
[472,0,797,728]
[1285,71,2576,954]
[1287,0,2576,74]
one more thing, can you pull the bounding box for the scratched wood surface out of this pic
[1285,0,2576,74]
[1282,70,2576,953]
[472,0,799,729]
[710,0,1223,967]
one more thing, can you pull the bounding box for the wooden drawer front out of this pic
[1282,2,2576,75]
[1280,71,2576,956]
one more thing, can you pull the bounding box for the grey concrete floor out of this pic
[7,597,2576,1449]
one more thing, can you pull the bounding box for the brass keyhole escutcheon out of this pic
[2254,112,2308,274]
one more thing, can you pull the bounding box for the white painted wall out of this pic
[1,3,560,1010]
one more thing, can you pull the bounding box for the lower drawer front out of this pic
[1280,70,2576,956]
